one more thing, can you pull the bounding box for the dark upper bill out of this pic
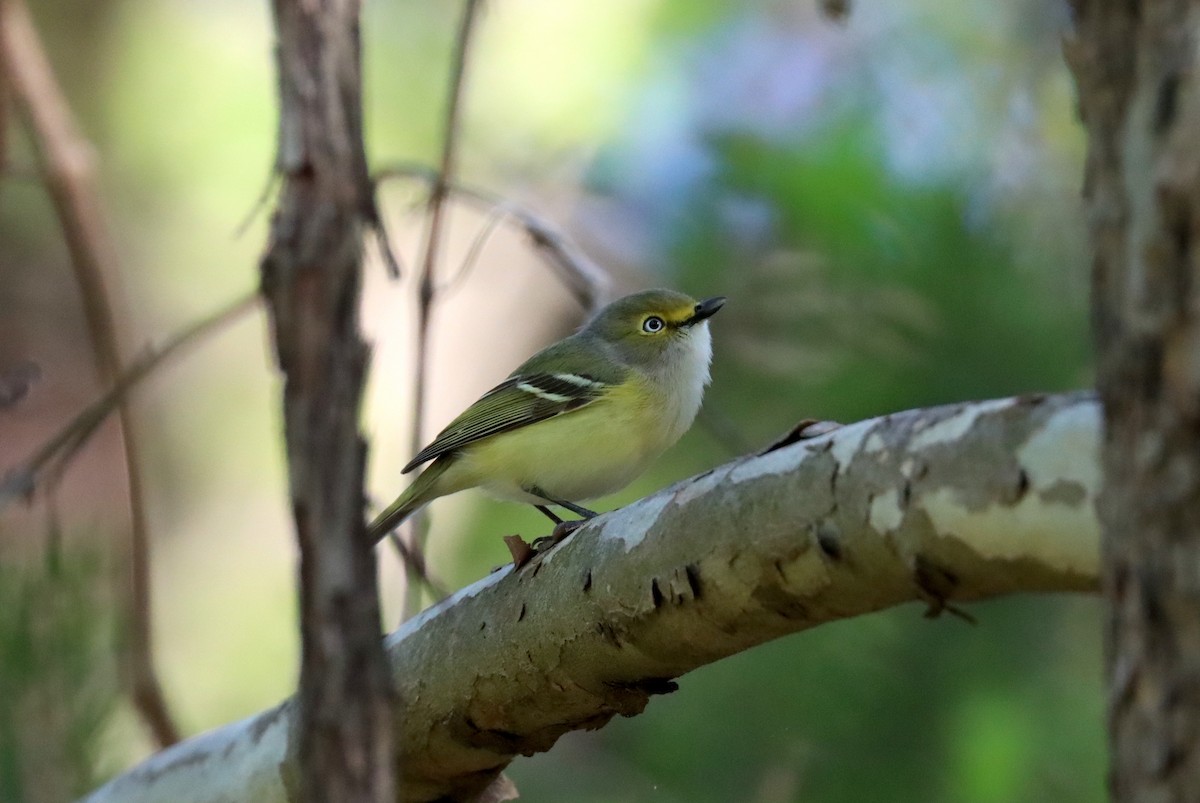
[686,296,727,326]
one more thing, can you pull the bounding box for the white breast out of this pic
[650,321,713,447]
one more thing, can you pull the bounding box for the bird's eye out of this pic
[642,315,666,334]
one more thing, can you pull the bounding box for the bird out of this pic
[367,288,725,544]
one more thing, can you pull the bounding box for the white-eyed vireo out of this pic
[367,288,725,542]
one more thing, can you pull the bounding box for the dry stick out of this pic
[0,292,259,508]
[401,0,484,620]
[0,0,179,748]
[376,162,609,311]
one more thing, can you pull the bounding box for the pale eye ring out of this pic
[642,315,666,333]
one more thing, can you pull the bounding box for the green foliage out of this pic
[513,599,1103,803]
[668,122,1089,436]
[0,547,120,802]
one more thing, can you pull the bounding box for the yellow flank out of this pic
[451,376,667,503]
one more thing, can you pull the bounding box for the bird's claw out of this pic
[505,519,588,572]
[533,518,586,550]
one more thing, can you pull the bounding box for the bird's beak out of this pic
[686,296,726,326]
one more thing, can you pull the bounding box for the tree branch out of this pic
[83,392,1100,803]
[375,163,610,311]
[0,292,258,509]
[0,0,179,748]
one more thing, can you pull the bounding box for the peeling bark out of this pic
[1067,3,1200,799]
[83,393,1101,803]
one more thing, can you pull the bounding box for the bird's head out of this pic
[583,288,726,371]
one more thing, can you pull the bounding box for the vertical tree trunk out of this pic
[1068,2,1200,799]
[260,1,394,800]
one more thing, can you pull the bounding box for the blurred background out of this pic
[0,0,1098,801]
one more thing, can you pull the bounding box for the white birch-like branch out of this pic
[84,392,1100,803]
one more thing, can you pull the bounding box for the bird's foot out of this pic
[533,518,586,549]
[505,518,590,572]
[528,488,597,522]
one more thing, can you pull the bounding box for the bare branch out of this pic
[375,163,610,311]
[83,392,1101,803]
[0,0,179,748]
[0,292,258,509]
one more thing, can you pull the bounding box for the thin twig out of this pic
[0,292,259,509]
[402,0,484,620]
[0,35,8,175]
[441,198,508,294]
[0,0,179,747]
[233,168,279,239]
[387,532,450,600]
[375,162,609,311]
[370,211,404,279]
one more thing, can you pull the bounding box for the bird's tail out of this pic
[367,457,454,543]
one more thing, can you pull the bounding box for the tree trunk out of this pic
[1067,2,1200,799]
[259,0,394,800]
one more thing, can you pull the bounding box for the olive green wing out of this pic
[402,339,625,473]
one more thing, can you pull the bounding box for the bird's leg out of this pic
[534,504,564,524]
[527,487,596,549]
[527,486,598,520]
[555,499,599,519]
